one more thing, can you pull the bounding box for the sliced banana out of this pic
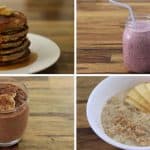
[125,97,148,112]
[146,83,150,91]
[125,82,150,113]
[0,6,14,16]
[0,93,16,112]
[127,89,150,112]
[135,83,150,105]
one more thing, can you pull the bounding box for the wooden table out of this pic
[77,77,120,150]
[0,0,74,74]
[77,0,150,73]
[1,77,74,150]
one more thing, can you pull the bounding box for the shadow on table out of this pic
[0,144,19,150]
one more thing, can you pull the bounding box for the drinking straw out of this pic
[109,0,136,25]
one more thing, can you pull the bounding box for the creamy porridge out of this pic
[102,91,150,146]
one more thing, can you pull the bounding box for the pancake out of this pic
[0,25,28,35]
[0,37,26,49]
[0,6,31,66]
[0,48,30,62]
[0,11,27,33]
[0,28,28,43]
[0,39,30,55]
[0,49,30,65]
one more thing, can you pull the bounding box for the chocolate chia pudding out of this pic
[101,92,150,146]
[123,16,150,73]
[0,83,29,146]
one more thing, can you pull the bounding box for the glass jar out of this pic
[0,78,29,147]
[123,15,150,73]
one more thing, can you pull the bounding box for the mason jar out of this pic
[123,15,150,73]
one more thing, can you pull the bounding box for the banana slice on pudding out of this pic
[0,93,16,112]
[125,83,150,113]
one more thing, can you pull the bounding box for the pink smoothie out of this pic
[123,20,150,72]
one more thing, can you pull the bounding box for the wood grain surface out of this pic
[1,77,74,150]
[0,0,74,74]
[77,0,150,73]
[77,77,120,150]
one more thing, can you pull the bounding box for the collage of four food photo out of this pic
[0,0,149,150]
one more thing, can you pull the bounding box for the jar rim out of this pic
[128,14,150,21]
[126,14,150,28]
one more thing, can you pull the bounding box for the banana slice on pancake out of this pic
[0,6,14,16]
[125,83,150,113]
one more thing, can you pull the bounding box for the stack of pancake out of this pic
[0,6,30,65]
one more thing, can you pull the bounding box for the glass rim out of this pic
[0,79,28,114]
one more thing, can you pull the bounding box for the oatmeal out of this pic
[101,93,150,146]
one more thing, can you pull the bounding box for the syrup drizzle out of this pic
[0,52,37,70]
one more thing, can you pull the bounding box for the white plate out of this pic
[87,76,150,150]
[0,33,61,74]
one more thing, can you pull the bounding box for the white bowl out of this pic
[87,76,150,150]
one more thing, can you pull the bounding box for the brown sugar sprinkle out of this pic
[113,115,147,136]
